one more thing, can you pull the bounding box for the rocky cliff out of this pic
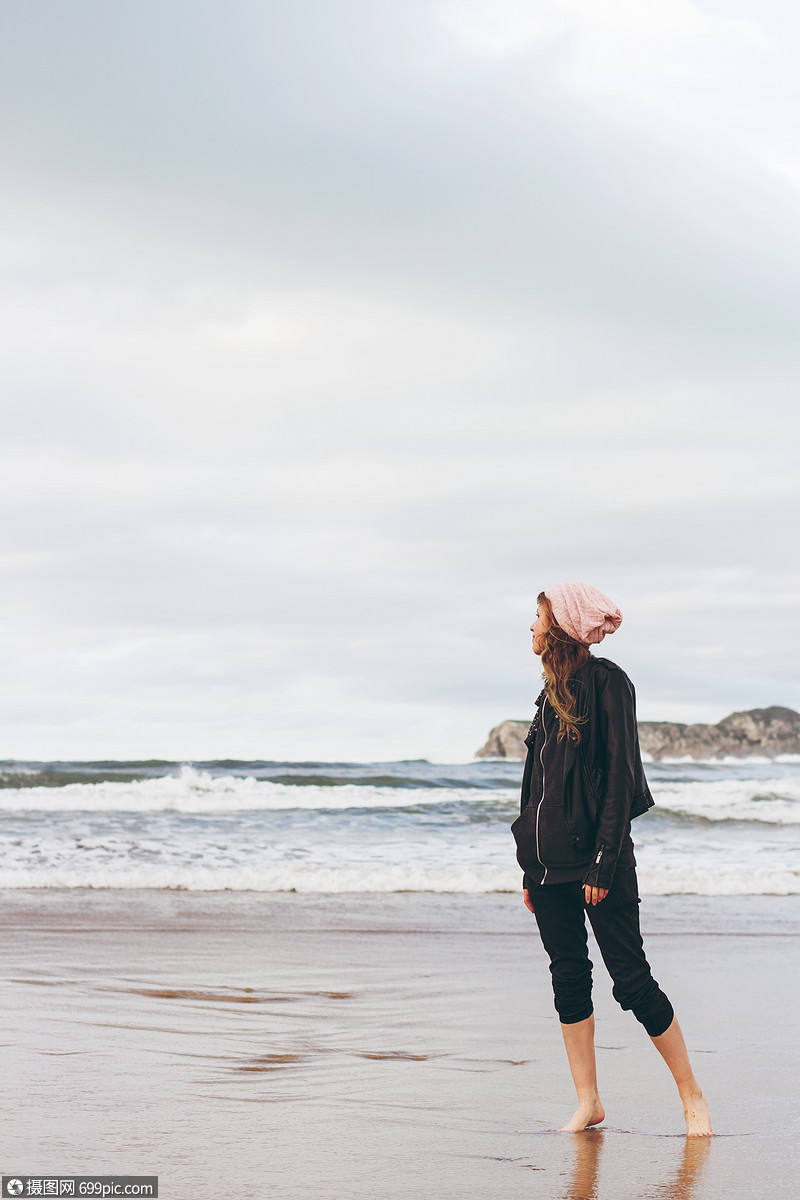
[475,706,800,760]
[637,706,800,759]
[476,719,532,760]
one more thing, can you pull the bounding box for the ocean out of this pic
[2,755,800,895]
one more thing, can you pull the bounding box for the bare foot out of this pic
[683,1090,713,1137]
[560,1100,605,1132]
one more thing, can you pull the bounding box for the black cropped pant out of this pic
[528,866,674,1038]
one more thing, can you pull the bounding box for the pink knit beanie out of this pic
[544,581,622,646]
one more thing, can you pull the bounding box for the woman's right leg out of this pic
[586,868,712,1136]
[650,1017,713,1136]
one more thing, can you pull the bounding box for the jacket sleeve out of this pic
[582,666,636,891]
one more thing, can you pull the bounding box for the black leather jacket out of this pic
[511,656,654,890]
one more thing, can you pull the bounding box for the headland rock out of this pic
[475,705,800,761]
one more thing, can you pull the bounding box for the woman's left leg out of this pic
[559,1012,605,1132]
[527,882,604,1130]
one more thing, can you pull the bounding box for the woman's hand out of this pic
[523,888,535,913]
[584,885,609,906]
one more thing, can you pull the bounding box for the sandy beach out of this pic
[2,890,799,1199]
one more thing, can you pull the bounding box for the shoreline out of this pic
[3,887,800,919]
[3,891,799,1198]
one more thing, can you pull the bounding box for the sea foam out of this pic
[0,765,510,813]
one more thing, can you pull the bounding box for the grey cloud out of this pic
[4,1,800,354]
[0,1,799,756]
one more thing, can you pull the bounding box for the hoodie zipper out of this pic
[535,699,548,883]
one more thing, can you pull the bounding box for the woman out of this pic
[512,581,712,1137]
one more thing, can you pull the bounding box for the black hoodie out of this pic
[511,656,654,890]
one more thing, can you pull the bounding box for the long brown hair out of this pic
[537,592,590,743]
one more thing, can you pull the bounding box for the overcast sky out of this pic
[1,0,799,761]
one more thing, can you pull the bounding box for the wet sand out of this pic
[1,890,799,1199]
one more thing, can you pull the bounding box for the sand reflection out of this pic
[563,1132,714,1200]
[563,1132,710,1200]
[564,1130,603,1199]
[657,1138,712,1199]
